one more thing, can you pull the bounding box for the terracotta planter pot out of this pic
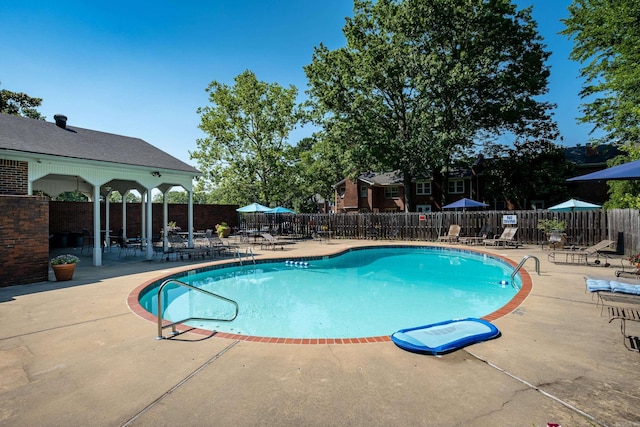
[52,263,76,281]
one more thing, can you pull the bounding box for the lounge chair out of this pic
[548,239,616,265]
[459,224,492,246]
[207,236,238,257]
[583,275,640,314]
[438,224,461,243]
[608,306,640,352]
[260,233,295,250]
[483,227,519,248]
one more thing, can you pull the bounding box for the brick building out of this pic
[1,113,203,284]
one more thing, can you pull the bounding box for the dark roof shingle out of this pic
[0,113,200,174]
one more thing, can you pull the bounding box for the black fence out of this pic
[240,209,639,255]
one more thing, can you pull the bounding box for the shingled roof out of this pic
[0,113,200,174]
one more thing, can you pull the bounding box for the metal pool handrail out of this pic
[156,279,239,339]
[510,255,540,290]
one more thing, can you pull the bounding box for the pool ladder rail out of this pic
[156,279,239,339]
[510,255,540,290]
[234,246,255,265]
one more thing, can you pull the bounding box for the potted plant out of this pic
[537,219,567,249]
[629,252,640,268]
[216,222,231,238]
[50,254,80,281]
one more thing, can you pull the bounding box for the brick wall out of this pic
[49,202,239,242]
[0,159,28,195]
[0,195,49,286]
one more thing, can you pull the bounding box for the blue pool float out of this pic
[391,318,500,355]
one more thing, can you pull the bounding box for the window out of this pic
[448,179,464,194]
[360,186,368,197]
[416,180,432,195]
[384,186,399,198]
[338,186,345,198]
[416,204,431,213]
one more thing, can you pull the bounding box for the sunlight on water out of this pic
[140,247,519,338]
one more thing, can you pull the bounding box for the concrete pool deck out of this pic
[1,239,639,426]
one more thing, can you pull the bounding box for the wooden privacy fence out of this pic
[240,209,639,255]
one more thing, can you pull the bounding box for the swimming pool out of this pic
[134,246,529,341]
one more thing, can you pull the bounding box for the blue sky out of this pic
[1,0,593,166]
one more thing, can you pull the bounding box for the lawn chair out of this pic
[459,224,492,246]
[483,227,519,248]
[438,224,461,243]
[260,233,295,250]
[548,239,616,265]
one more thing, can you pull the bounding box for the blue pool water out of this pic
[139,247,520,339]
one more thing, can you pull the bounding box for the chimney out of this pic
[585,142,598,157]
[54,114,67,129]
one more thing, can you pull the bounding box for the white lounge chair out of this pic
[260,233,295,250]
[548,239,616,265]
[438,224,461,243]
[484,227,519,248]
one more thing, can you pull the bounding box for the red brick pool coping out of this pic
[127,247,532,344]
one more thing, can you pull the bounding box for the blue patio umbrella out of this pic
[567,159,640,181]
[236,202,271,213]
[442,198,488,210]
[265,206,296,214]
[548,198,601,212]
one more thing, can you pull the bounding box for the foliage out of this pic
[561,0,640,146]
[629,252,640,265]
[50,254,80,265]
[482,139,572,209]
[192,70,305,207]
[108,191,141,203]
[0,83,46,120]
[536,219,566,234]
[602,145,640,209]
[304,0,557,211]
[56,191,89,202]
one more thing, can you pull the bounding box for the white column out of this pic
[146,189,153,260]
[122,191,128,240]
[105,192,111,251]
[188,190,194,246]
[141,192,146,240]
[93,185,102,266]
[163,193,169,251]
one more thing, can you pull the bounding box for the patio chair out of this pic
[583,275,640,313]
[548,239,616,265]
[80,229,94,254]
[260,233,295,250]
[459,224,492,245]
[483,227,519,248]
[207,235,238,257]
[608,306,640,352]
[438,224,461,243]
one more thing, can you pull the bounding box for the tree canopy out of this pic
[192,70,305,207]
[304,0,557,211]
[0,83,45,120]
[561,0,640,145]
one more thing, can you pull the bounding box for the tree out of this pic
[482,139,573,209]
[192,70,305,207]
[305,0,557,211]
[602,146,640,210]
[0,83,46,119]
[561,0,640,145]
[108,192,141,203]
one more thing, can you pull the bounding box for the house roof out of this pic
[359,171,404,186]
[0,113,200,174]
[564,143,620,166]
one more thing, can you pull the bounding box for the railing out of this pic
[156,279,239,339]
[510,255,540,291]
[234,247,256,265]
